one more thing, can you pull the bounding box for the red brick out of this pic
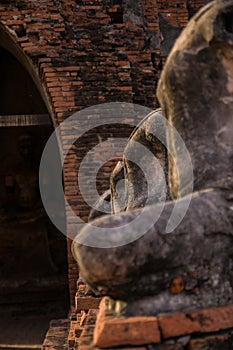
[159,304,233,339]
[94,316,161,348]
[93,298,160,348]
[75,295,102,312]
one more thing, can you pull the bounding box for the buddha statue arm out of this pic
[72,189,233,313]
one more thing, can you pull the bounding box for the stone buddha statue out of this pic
[0,133,57,279]
[0,133,43,222]
[72,0,233,315]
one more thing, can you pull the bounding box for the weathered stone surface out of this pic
[158,14,182,56]
[73,189,233,314]
[88,189,111,221]
[157,0,233,197]
[110,161,126,214]
[123,0,144,26]
[72,0,233,317]
[123,109,169,211]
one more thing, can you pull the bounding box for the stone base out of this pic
[68,284,233,350]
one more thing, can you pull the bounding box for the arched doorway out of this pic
[0,41,69,348]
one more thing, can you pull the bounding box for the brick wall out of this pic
[0,0,205,305]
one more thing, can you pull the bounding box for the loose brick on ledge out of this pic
[75,295,102,312]
[94,316,161,348]
[159,304,233,339]
[94,297,160,348]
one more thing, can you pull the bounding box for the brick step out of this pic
[42,319,70,350]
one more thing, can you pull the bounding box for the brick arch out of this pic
[0,22,56,127]
[0,17,80,304]
[0,20,74,302]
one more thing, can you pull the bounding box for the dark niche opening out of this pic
[0,47,47,115]
[0,47,69,348]
[109,0,123,24]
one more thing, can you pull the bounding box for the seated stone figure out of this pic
[72,0,233,316]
